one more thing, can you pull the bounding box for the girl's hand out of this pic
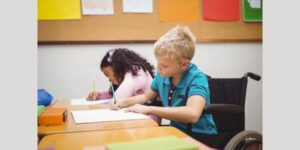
[87,92,101,101]
[125,104,150,114]
[115,99,127,108]
[109,99,120,110]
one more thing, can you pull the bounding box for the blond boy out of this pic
[116,26,217,135]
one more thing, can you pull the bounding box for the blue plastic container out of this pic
[38,89,53,106]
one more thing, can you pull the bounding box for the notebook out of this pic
[71,98,110,106]
[71,109,149,124]
[106,136,198,150]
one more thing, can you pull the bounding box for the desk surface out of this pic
[38,99,158,137]
[38,126,215,150]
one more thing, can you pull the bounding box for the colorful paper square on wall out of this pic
[38,0,81,20]
[159,0,199,22]
[202,0,240,21]
[243,0,262,22]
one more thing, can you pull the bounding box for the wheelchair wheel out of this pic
[224,130,262,150]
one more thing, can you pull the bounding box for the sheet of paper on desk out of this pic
[71,109,149,124]
[71,98,110,106]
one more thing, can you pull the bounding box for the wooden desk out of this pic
[38,99,158,137]
[38,126,215,150]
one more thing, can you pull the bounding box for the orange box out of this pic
[38,108,67,126]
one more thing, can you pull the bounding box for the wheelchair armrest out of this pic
[244,72,261,81]
[186,104,244,134]
[203,104,244,114]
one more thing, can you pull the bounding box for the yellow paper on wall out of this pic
[38,0,81,20]
[159,0,199,22]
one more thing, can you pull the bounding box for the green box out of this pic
[38,105,45,116]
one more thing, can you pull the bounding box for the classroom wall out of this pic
[38,43,262,133]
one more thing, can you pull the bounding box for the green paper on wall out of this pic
[106,136,198,150]
[243,0,262,22]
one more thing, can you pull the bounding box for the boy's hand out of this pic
[125,104,150,114]
[87,92,101,101]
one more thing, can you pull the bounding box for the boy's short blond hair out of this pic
[154,25,196,61]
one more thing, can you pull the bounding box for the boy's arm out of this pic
[117,88,158,108]
[126,95,205,123]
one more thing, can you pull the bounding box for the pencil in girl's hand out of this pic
[93,78,96,100]
[110,82,117,104]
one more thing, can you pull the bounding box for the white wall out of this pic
[38,43,262,132]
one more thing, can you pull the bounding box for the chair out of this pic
[184,72,262,149]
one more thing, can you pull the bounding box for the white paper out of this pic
[247,0,261,9]
[71,98,110,106]
[71,109,149,124]
[123,0,153,13]
[81,0,114,15]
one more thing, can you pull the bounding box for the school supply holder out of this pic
[38,105,45,116]
[38,89,53,106]
[39,108,68,126]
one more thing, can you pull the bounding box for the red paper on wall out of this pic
[202,0,240,21]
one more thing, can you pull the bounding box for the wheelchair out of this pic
[184,72,262,150]
[147,72,262,149]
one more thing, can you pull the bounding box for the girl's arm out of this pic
[114,71,150,99]
[87,89,112,100]
[99,89,112,99]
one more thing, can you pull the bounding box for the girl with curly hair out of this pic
[87,48,155,101]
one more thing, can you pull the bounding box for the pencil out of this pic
[93,79,96,100]
[110,82,117,105]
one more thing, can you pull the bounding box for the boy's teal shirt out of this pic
[151,63,217,134]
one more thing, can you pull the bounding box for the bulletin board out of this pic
[38,0,262,44]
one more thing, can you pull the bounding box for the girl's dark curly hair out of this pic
[100,48,155,94]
